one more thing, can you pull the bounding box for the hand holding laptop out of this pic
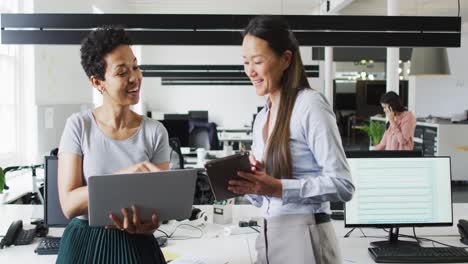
[106,205,160,235]
[104,161,162,234]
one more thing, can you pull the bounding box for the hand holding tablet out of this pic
[204,152,252,201]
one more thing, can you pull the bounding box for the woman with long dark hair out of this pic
[228,16,354,264]
[374,91,416,150]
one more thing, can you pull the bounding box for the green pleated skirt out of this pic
[56,218,166,264]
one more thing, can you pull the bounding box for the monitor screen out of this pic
[160,119,190,147]
[335,93,356,110]
[45,156,70,227]
[365,83,386,106]
[188,110,208,122]
[345,157,452,228]
[332,151,423,212]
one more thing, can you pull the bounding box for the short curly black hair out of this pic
[80,25,133,81]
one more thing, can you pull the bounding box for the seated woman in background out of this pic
[374,91,416,151]
[57,26,169,263]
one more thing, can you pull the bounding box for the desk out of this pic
[218,133,253,151]
[184,150,228,169]
[0,204,261,264]
[2,204,468,263]
[0,169,44,204]
[217,126,252,134]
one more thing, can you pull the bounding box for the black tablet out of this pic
[204,152,251,201]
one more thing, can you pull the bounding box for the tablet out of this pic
[88,169,197,227]
[204,152,251,201]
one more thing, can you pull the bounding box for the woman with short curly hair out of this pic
[56,26,168,264]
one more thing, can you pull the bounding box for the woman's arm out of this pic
[374,129,388,150]
[58,152,88,219]
[155,162,169,171]
[279,97,354,204]
[392,113,416,149]
[229,94,355,204]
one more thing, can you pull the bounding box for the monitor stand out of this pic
[370,227,420,248]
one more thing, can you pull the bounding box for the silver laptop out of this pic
[88,169,197,227]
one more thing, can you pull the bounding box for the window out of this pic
[0,1,19,162]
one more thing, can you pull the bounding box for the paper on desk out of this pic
[167,255,206,264]
[162,250,181,261]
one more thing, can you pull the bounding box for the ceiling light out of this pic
[409,48,450,76]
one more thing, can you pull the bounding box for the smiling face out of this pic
[242,34,290,96]
[92,45,142,106]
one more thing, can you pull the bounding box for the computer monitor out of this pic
[160,119,190,147]
[345,156,452,248]
[335,93,356,111]
[44,156,70,227]
[163,113,189,120]
[188,111,208,122]
[331,151,423,217]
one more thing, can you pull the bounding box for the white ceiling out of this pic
[126,0,466,22]
[339,0,467,19]
[126,0,322,15]
[120,0,468,30]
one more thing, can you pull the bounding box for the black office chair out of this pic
[169,137,184,169]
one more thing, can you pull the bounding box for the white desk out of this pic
[217,127,252,134]
[218,134,253,143]
[0,204,262,264]
[1,204,468,264]
[0,169,44,204]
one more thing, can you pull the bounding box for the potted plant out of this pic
[355,120,386,150]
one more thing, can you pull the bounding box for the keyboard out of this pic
[369,247,468,263]
[35,237,61,255]
[14,229,36,245]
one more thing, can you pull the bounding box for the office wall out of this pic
[29,0,130,162]
[141,46,324,127]
[413,23,468,118]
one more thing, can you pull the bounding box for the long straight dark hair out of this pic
[243,16,311,179]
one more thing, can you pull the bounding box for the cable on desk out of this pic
[156,223,203,240]
[412,227,422,245]
[249,226,260,233]
[155,229,170,238]
[344,228,355,238]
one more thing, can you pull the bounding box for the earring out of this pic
[99,89,103,94]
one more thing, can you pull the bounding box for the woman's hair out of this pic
[243,16,311,179]
[80,25,132,81]
[380,91,406,113]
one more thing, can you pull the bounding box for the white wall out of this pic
[413,23,468,118]
[140,46,323,127]
[35,46,92,105]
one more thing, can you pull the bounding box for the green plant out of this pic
[355,120,386,146]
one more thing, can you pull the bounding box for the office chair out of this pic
[168,137,184,169]
[189,127,211,150]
